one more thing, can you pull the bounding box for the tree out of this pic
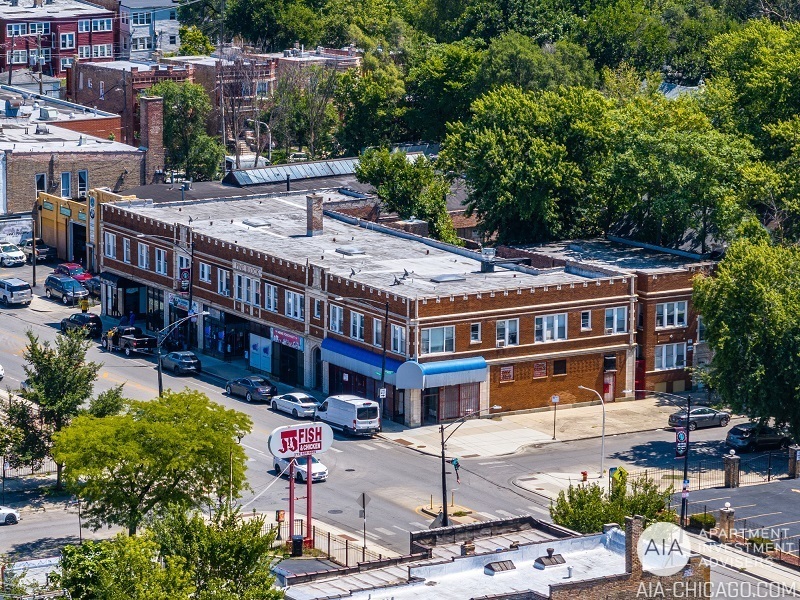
[13,329,103,490]
[52,389,252,535]
[178,25,215,56]
[693,234,800,441]
[302,65,339,157]
[186,134,225,181]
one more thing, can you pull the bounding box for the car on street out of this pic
[44,275,89,304]
[225,376,278,402]
[274,455,328,483]
[53,263,93,283]
[0,277,32,306]
[668,407,731,430]
[60,313,103,338]
[160,351,202,375]
[726,423,794,452]
[271,392,319,418]
[0,244,25,267]
[18,238,57,263]
[0,506,20,525]
[83,276,102,297]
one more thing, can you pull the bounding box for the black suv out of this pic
[60,313,103,337]
[44,275,89,304]
[726,423,794,452]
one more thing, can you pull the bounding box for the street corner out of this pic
[417,503,483,526]
[514,471,610,501]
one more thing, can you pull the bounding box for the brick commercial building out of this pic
[0,0,115,77]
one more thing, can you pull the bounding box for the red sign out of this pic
[533,361,547,378]
[499,365,514,382]
[268,422,334,458]
[272,328,304,351]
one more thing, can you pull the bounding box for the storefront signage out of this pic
[59,206,71,217]
[42,201,54,211]
[167,292,199,314]
[268,422,334,458]
[87,195,96,244]
[248,333,272,372]
[533,361,547,378]
[272,328,304,351]
[77,212,86,222]
[179,267,191,290]
[232,259,262,278]
[499,365,514,382]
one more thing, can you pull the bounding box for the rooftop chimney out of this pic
[460,541,475,556]
[625,515,645,576]
[306,194,323,237]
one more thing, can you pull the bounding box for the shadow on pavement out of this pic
[7,535,81,560]
[609,438,729,468]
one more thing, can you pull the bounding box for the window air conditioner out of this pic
[497,340,506,348]
[605,328,614,334]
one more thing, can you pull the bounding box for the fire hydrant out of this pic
[581,471,588,482]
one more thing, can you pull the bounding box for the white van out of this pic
[315,395,381,436]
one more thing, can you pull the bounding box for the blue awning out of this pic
[396,357,488,389]
[320,337,402,385]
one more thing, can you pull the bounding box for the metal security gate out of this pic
[739,452,789,485]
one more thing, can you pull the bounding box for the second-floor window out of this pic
[103,232,116,258]
[199,262,211,282]
[137,242,149,269]
[264,283,278,311]
[60,33,75,49]
[373,318,382,347]
[350,312,364,341]
[217,269,230,296]
[285,291,304,321]
[581,311,591,330]
[391,324,405,354]
[421,326,454,355]
[605,306,628,334]
[131,37,153,50]
[697,316,706,343]
[535,313,567,342]
[313,299,322,319]
[92,18,113,31]
[329,305,343,333]
[123,238,131,263]
[60,172,71,198]
[8,50,27,64]
[235,275,260,306]
[78,20,90,32]
[496,319,518,347]
[78,170,88,196]
[655,343,686,371]
[131,11,152,25]
[656,301,687,329]
[92,44,112,58]
[154,248,167,275]
[7,23,27,36]
[29,22,50,35]
[78,46,91,59]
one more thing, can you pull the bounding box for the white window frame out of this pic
[470,322,481,343]
[264,283,278,312]
[77,170,88,196]
[123,238,131,263]
[92,18,113,32]
[234,274,244,301]
[350,311,364,341]
[654,342,687,371]
[131,11,152,25]
[656,301,687,329]
[78,46,91,59]
[285,290,304,321]
[8,50,27,64]
[137,242,149,269]
[103,232,116,258]
[60,172,71,198]
[154,248,167,275]
[93,44,113,59]
[78,20,91,33]
[390,324,405,354]
[373,318,382,347]
[581,310,591,331]
[199,262,211,283]
[535,313,567,342]
[29,22,50,35]
[605,306,628,334]
[313,299,322,319]
[60,33,75,49]
[60,58,73,71]
[35,173,46,193]
[217,268,230,296]
[6,23,28,37]
[697,316,706,343]
[329,305,344,333]
[420,326,454,355]
[496,318,518,347]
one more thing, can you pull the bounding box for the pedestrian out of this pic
[119,315,127,327]
[129,311,136,326]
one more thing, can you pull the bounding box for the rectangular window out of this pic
[177,255,190,271]
[131,11,152,25]
[92,18,113,31]
[655,343,687,371]
[169,35,177,45]
[154,248,167,275]
[87,78,92,89]
[169,9,177,19]
[78,46,91,59]
[496,319,518,347]
[581,310,591,331]
[6,23,28,37]
[29,22,50,35]
[313,299,322,319]
[35,173,46,192]
[60,58,73,71]
[421,326,454,355]
[198,263,211,282]
[285,290,304,321]
[329,305,343,333]
[553,359,567,375]
[77,170,88,196]
[60,33,75,49]
[470,322,481,343]
[103,232,116,258]
[373,318,382,347]
[60,172,71,198]
[656,301,687,328]
[263,283,278,311]
[350,311,364,341]
[605,307,628,334]
[137,242,149,269]
[121,13,129,24]
[217,269,230,296]
[93,44,113,58]
[78,20,91,33]
[131,37,153,50]
[7,50,27,64]
[234,274,244,301]
[535,313,567,342]
[123,238,131,263]
[697,316,706,343]
[391,324,405,354]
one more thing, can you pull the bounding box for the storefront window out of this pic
[146,288,164,332]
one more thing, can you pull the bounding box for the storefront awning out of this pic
[320,337,402,386]
[396,357,488,389]
[99,272,121,288]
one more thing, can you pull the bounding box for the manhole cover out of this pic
[345,468,355,472]
[328,509,343,514]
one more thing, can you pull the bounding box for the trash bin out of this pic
[291,535,304,557]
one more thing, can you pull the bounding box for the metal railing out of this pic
[264,518,384,566]
[2,457,58,479]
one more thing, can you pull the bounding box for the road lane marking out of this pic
[408,521,427,530]
[478,511,498,520]
[496,509,516,517]
[364,531,379,540]
[357,444,376,451]
[373,442,392,449]
[478,461,506,465]
[242,443,267,455]
[374,527,396,536]
[329,447,343,453]
[527,505,550,516]
[392,525,408,532]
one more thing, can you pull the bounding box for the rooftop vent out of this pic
[430,273,466,283]
[534,548,566,570]
[485,561,516,575]
[335,246,365,256]
[34,124,50,135]
[242,217,270,228]
[39,107,58,121]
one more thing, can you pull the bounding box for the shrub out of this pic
[746,536,774,553]
[689,512,717,531]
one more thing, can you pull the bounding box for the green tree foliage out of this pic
[52,389,252,535]
[550,473,675,533]
[86,385,127,419]
[187,134,226,181]
[177,25,215,55]
[693,235,800,440]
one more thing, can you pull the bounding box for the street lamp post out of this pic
[578,385,606,477]
[156,311,209,396]
[439,405,501,527]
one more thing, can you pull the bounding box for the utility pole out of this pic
[37,32,43,95]
[8,34,15,84]
[680,395,692,528]
[219,0,226,153]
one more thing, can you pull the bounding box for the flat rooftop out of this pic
[79,60,188,73]
[0,0,112,18]
[0,122,140,153]
[522,239,714,275]
[1,84,118,124]
[115,193,591,298]
[162,55,233,67]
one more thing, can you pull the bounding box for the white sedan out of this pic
[274,455,328,483]
[271,392,319,418]
[0,506,20,525]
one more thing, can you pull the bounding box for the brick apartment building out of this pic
[0,0,115,77]
[95,186,712,427]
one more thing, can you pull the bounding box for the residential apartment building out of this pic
[0,0,115,77]
[119,0,180,60]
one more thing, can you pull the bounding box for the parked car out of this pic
[668,407,731,430]
[271,392,320,418]
[315,395,381,436]
[274,455,328,483]
[18,238,57,263]
[0,244,25,267]
[726,423,794,452]
[0,505,20,525]
[0,277,32,306]
[225,376,278,402]
[101,326,157,356]
[61,313,103,338]
[160,351,202,375]
[53,263,92,283]
[84,276,102,297]
[44,274,89,305]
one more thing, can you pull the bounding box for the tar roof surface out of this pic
[117,194,589,298]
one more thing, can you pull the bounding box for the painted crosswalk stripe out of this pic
[329,447,343,453]
[365,530,379,539]
[392,525,408,532]
[373,442,392,449]
[408,521,427,530]
[478,461,506,465]
[527,505,550,516]
[496,509,516,517]
[357,443,377,451]
[478,511,498,520]
[374,527,396,536]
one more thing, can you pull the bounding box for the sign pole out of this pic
[288,458,295,539]
[306,455,312,546]
[551,395,560,440]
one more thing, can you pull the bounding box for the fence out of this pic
[2,457,58,479]
[624,459,726,493]
[264,518,384,567]
[738,452,789,485]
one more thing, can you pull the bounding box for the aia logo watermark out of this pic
[637,522,690,576]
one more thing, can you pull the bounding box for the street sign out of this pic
[268,422,334,459]
[682,491,689,499]
[675,428,687,458]
[551,395,560,404]
[358,492,371,509]
[379,388,387,399]
[179,267,191,291]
